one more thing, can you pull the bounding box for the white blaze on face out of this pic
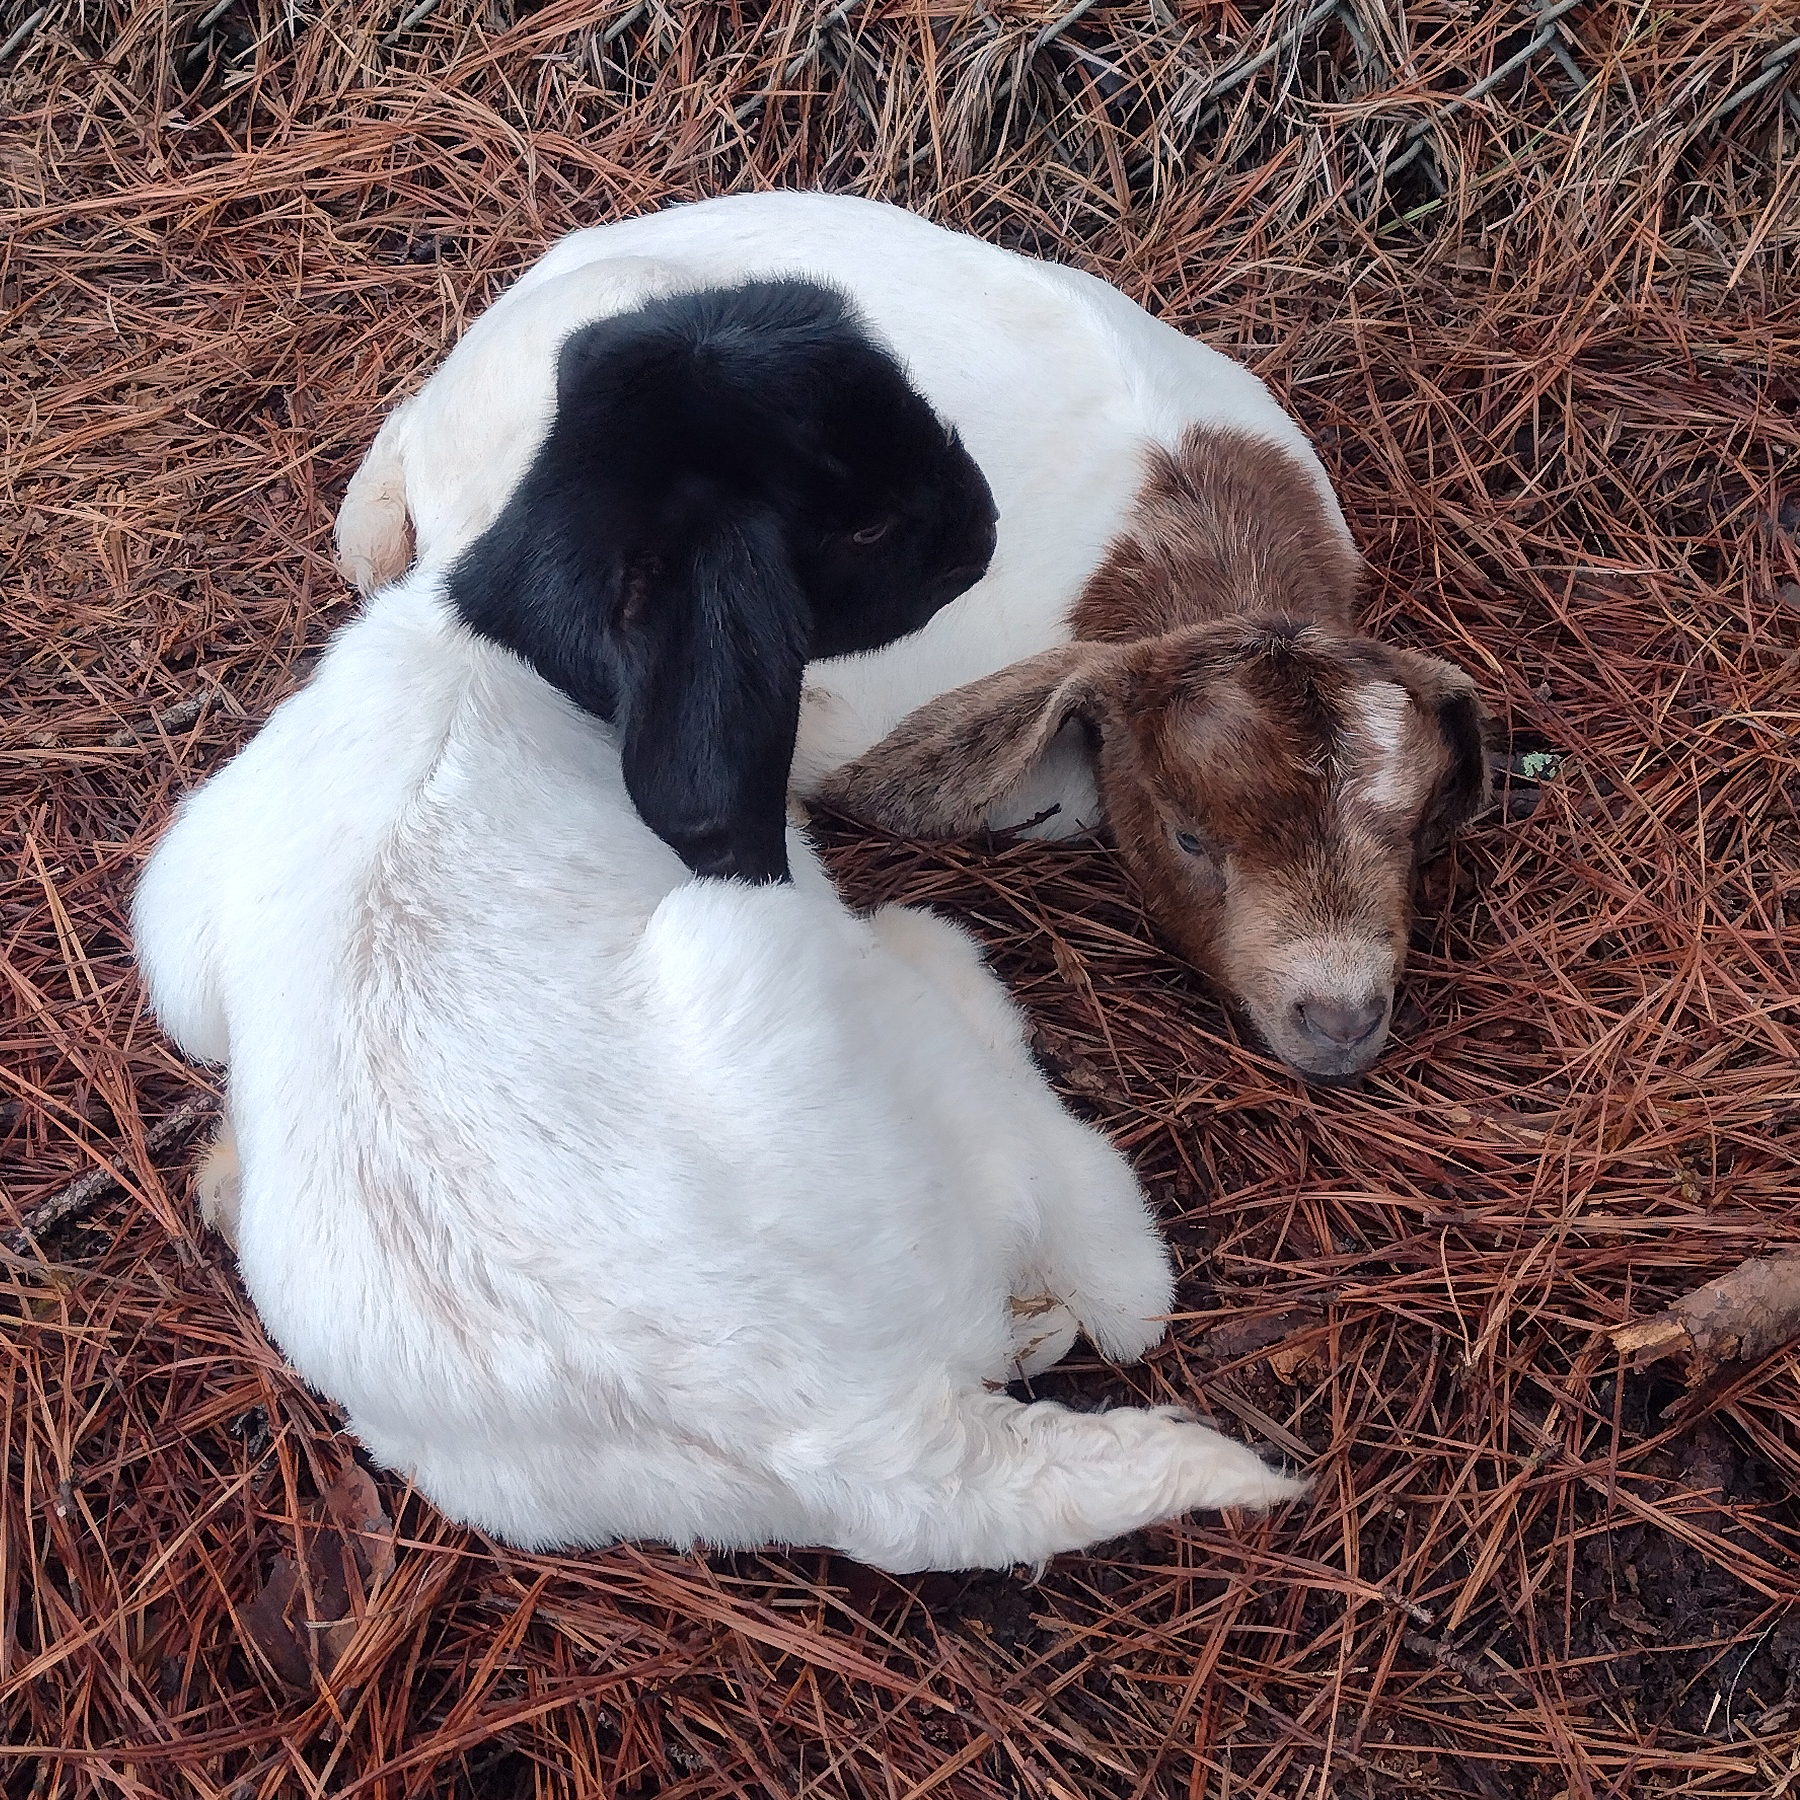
[1349,680,1414,810]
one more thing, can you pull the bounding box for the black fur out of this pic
[448,279,998,883]
[1418,688,1491,857]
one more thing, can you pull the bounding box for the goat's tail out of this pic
[334,409,415,596]
[832,1391,1309,1574]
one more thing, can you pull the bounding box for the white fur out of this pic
[132,575,1304,1571]
[335,191,1352,825]
[985,719,1107,840]
[1349,681,1413,810]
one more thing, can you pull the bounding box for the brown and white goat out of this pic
[330,190,1490,1081]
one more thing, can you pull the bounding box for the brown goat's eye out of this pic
[1175,830,1208,857]
[851,519,893,545]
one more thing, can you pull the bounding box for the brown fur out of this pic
[1070,428,1364,641]
[824,644,1127,837]
[1093,625,1453,995]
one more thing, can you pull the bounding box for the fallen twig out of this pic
[0,6,45,66]
[1611,1256,1800,1386]
[105,686,237,747]
[1709,33,1800,126]
[6,1094,216,1254]
[1402,1629,1492,1691]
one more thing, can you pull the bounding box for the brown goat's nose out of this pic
[1296,996,1387,1049]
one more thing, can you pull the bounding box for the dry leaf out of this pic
[1267,1335,1325,1386]
[1029,1020,1123,1101]
[240,1462,395,1691]
[324,1462,398,1586]
[240,1553,315,1692]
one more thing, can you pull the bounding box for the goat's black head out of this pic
[449,279,998,882]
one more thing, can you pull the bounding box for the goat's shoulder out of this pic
[1071,425,1364,642]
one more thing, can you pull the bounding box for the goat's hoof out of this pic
[195,1122,241,1253]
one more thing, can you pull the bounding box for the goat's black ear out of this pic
[450,513,628,725]
[1385,646,1492,859]
[615,502,810,884]
[1418,683,1493,860]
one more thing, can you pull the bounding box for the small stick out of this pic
[106,689,223,747]
[1708,33,1800,126]
[380,0,441,48]
[6,1094,216,1255]
[182,0,238,65]
[0,6,46,65]
[1032,0,1104,56]
[600,2,645,47]
[1382,1589,1436,1630]
[734,0,871,123]
[1401,1630,1496,1692]
[1401,0,1588,148]
[1197,0,1338,107]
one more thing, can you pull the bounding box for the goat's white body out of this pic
[134,575,1299,1569]
[339,192,1348,827]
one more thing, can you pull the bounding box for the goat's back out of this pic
[339,192,1348,780]
[131,575,1089,1548]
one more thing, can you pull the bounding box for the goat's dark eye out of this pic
[851,519,893,545]
[1175,830,1208,857]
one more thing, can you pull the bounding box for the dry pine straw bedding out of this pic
[2,0,1800,1795]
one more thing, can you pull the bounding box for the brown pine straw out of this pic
[3,1,1798,1794]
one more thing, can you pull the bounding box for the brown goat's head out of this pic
[822,618,1490,1082]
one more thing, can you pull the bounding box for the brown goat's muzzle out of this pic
[1221,922,1405,1083]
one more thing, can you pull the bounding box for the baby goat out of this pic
[819,429,1488,1081]
[335,191,1490,1081]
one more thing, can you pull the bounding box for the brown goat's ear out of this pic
[1391,648,1494,858]
[819,642,1129,837]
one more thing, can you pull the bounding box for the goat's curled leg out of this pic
[822,1387,1309,1573]
[196,1109,242,1251]
[335,408,415,595]
[1019,1110,1181,1366]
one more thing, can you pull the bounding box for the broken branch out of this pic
[1610,1255,1800,1386]
[6,1093,216,1254]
